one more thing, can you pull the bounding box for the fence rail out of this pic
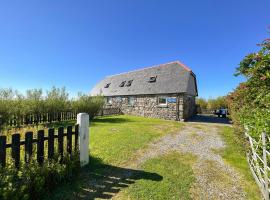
[0,124,79,168]
[245,130,270,200]
[1,111,78,128]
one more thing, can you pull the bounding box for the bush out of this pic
[0,87,104,130]
[207,96,227,110]
[196,98,208,110]
[227,37,270,137]
[71,94,104,120]
[196,96,228,111]
[0,152,80,200]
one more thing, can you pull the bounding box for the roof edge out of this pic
[106,60,190,78]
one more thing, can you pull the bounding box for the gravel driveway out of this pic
[124,118,246,200]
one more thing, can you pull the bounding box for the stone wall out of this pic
[182,95,196,119]
[104,94,196,121]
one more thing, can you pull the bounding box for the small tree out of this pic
[45,87,70,121]
[0,88,15,131]
[71,94,104,120]
[207,96,227,110]
[196,98,208,110]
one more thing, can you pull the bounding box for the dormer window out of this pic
[126,80,133,87]
[149,76,157,83]
[119,81,126,87]
[104,83,111,88]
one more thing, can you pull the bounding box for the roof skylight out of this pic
[149,76,157,83]
[104,83,111,88]
[126,80,133,87]
[119,81,126,87]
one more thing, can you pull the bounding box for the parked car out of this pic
[214,108,228,118]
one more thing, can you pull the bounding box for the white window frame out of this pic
[158,96,168,106]
[128,97,135,106]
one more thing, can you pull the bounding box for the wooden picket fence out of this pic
[11,111,77,126]
[0,125,79,168]
[1,111,77,128]
[245,129,270,200]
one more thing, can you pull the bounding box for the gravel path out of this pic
[125,123,246,200]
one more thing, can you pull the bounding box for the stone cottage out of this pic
[90,61,198,121]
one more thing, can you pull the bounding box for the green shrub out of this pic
[227,37,270,137]
[0,87,104,130]
[0,152,80,200]
[196,96,228,111]
[71,94,104,120]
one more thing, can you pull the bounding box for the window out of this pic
[126,80,133,87]
[106,97,112,105]
[104,83,111,88]
[116,97,122,102]
[119,81,126,87]
[128,97,135,106]
[149,76,157,83]
[158,97,167,106]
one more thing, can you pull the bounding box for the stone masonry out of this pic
[104,94,196,121]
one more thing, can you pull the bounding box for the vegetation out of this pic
[71,93,103,120]
[227,37,270,137]
[46,115,261,199]
[196,96,228,110]
[49,115,185,199]
[119,152,196,200]
[0,87,104,131]
[0,87,103,199]
[90,115,183,166]
[219,126,261,199]
[0,152,80,200]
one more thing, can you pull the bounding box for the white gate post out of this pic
[77,113,89,167]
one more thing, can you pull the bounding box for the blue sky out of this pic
[0,0,269,98]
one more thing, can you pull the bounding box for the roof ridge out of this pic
[106,60,185,78]
[175,61,192,72]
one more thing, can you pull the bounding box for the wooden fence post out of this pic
[67,126,72,155]
[262,132,269,200]
[0,136,6,167]
[12,134,20,168]
[25,132,33,163]
[48,128,55,160]
[37,130,44,164]
[77,113,89,166]
[58,127,64,162]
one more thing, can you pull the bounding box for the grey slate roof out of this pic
[90,61,198,97]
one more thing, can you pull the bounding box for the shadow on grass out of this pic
[92,116,133,124]
[50,156,163,200]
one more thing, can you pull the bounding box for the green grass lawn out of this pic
[219,126,261,200]
[90,115,183,166]
[117,152,196,200]
[49,115,191,199]
[48,115,261,200]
